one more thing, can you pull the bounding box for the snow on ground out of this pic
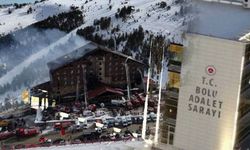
[0,0,190,41]
[26,141,151,150]
[0,0,190,100]
[0,34,87,85]
[0,1,69,36]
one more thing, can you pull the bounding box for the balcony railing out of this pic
[168,60,182,66]
[168,64,181,73]
[166,90,179,99]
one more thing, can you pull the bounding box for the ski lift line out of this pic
[154,45,165,144]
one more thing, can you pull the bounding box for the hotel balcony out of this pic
[168,43,183,73]
[168,60,181,73]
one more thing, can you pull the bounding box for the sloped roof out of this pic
[47,42,144,71]
[88,86,124,100]
[188,0,250,41]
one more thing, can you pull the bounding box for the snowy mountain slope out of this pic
[0,28,66,77]
[0,0,69,36]
[0,0,191,102]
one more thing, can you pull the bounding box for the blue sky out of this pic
[0,0,37,5]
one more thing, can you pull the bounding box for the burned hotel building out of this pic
[31,42,145,106]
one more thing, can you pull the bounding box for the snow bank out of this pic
[26,141,151,150]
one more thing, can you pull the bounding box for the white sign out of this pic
[174,34,245,150]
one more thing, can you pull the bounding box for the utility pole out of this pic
[76,76,79,101]
[82,65,88,108]
[125,57,132,101]
[142,42,152,139]
[154,44,165,144]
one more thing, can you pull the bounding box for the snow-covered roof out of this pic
[47,42,144,71]
[188,0,250,41]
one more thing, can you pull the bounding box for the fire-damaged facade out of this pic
[31,42,145,105]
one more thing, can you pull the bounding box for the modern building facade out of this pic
[159,1,250,150]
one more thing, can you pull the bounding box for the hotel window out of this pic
[169,134,174,145]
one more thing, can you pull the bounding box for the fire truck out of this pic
[16,127,40,137]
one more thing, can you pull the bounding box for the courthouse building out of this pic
[159,0,250,150]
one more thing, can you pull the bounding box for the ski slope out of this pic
[0,0,190,101]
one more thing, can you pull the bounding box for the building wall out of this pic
[50,50,144,96]
[51,59,86,96]
[174,34,246,150]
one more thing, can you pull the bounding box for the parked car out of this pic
[83,110,94,117]
[114,116,122,126]
[104,117,113,127]
[115,116,128,127]
[95,111,106,117]
[121,116,128,127]
[14,144,25,149]
[126,101,133,110]
[87,104,97,112]
[111,99,126,106]
[131,97,141,107]
[52,138,65,145]
[54,122,72,130]
[71,139,82,144]
[149,112,157,122]
[125,115,132,125]
[79,129,102,141]
[136,115,144,124]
